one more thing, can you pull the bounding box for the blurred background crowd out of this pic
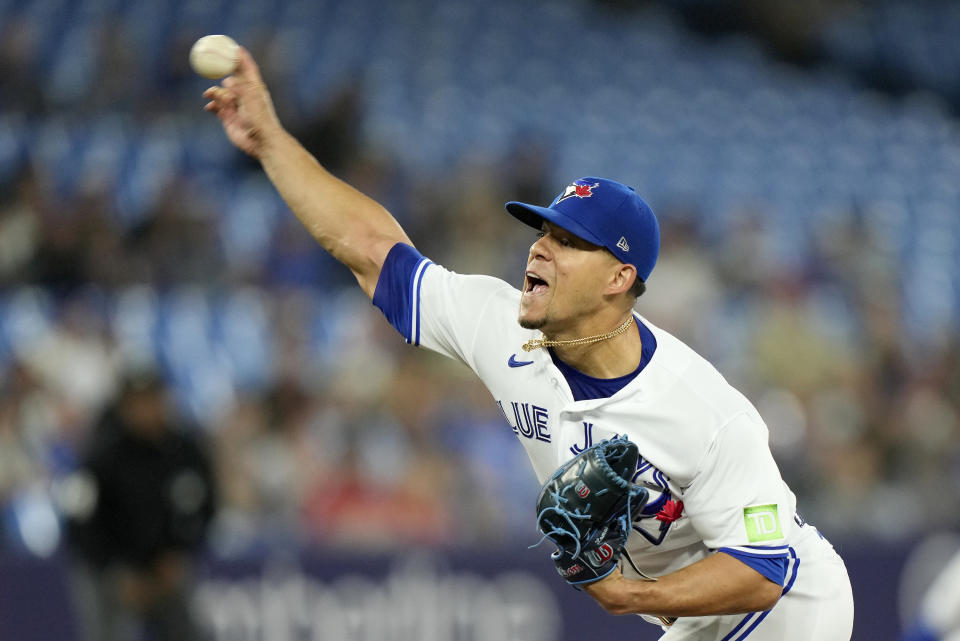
[1,0,959,577]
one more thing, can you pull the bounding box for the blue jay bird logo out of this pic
[555,180,599,204]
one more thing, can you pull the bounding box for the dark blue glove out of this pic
[551,518,631,587]
[532,437,649,588]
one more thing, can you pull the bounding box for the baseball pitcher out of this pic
[203,47,854,640]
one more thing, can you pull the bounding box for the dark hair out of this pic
[629,278,646,299]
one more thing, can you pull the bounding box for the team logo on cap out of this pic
[555,180,599,204]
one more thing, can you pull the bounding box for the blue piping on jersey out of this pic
[373,243,429,342]
[724,545,791,558]
[409,258,432,345]
[718,547,798,641]
[720,612,759,641]
[729,610,772,641]
[742,545,790,551]
[782,547,799,596]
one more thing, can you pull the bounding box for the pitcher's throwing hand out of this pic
[203,46,282,159]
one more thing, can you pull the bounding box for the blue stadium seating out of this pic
[3,0,960,413]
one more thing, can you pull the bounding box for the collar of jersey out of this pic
[544,312,658,406]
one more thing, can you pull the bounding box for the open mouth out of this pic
[525,272,549,295]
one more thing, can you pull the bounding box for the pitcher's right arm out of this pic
[203,47,412,298]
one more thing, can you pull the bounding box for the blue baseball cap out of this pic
[505,177,660,281]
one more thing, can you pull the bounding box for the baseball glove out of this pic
[533,436,648,586]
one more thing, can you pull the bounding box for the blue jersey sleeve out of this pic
[372,243,433,345]
[372,242,520,369]
[719,546,790,587]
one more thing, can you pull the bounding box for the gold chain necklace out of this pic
[521,316,634,352]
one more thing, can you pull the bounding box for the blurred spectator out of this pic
[0,364,60,553]
[0,18,45,113]
[17,293,121,419]
[0,167,42,286]
[640,210,720,346]
[61,371,216,641]
[294,82,365,177]
[126,178,224,288]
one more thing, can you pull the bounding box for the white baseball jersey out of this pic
[373,244,853,641]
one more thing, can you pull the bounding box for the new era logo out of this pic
[616,236,630,252]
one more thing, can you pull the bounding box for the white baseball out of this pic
[189,35,240,79]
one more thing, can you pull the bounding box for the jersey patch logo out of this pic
[507,354,534,368]
[743,504,782,542]
[555,180,599,204]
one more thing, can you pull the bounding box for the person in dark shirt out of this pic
[63,371,216,641]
